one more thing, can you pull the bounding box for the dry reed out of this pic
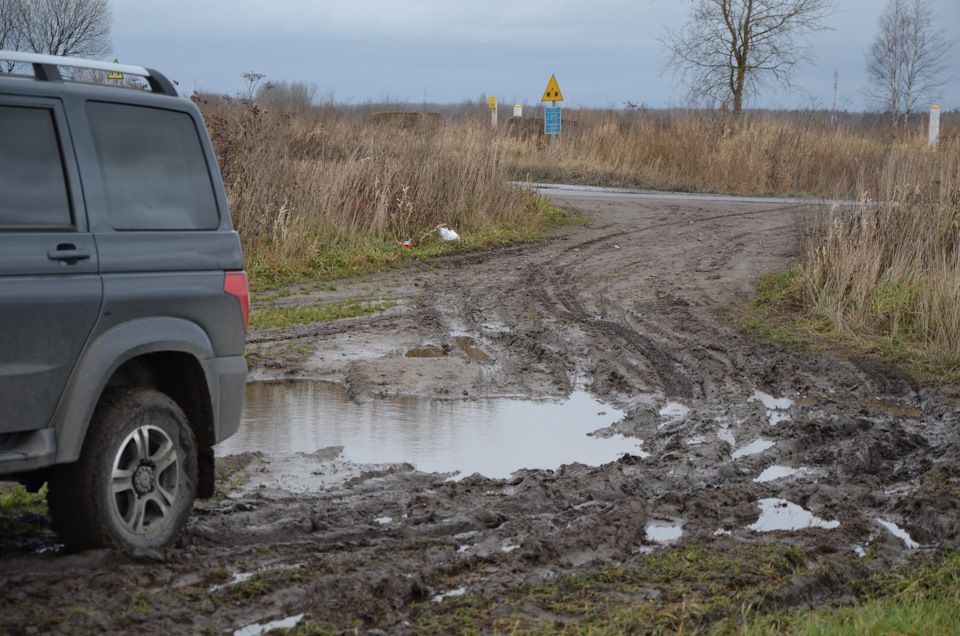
[798,138,960,379]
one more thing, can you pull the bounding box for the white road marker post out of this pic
[489,96,497,129]
[929,106,940,150]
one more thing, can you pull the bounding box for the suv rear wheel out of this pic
[48,388,197,551]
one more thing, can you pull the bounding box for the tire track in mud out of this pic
[512,203,799,401]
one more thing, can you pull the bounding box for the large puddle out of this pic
[216,382,641,480]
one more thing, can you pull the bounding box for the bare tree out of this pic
[864,0,952,128]
[1,0,26,70]
[4,0,111,60]
[661,0,835,115]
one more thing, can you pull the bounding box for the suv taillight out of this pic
[224,271,250,332]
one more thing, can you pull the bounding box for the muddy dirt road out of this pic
[2,187,959,634]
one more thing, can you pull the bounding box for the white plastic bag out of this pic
[438,227,460,242]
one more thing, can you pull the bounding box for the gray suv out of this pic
[0,52,248,552]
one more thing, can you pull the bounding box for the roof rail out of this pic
[0,50,178,97]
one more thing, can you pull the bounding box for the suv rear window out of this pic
[86,102,220,230]
[0,106,71,228]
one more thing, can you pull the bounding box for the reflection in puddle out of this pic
[748,498,839,532]
[752,386,922,421]
[876,519,920,548]
[454,337,494,363]
[218,382,641,479]
[731,438,775,459]
[646,521,684,544]
[235,614,305,636]
[405,345,447,358]
[750,389,792,426]
[754,465,807,483]
[750,388,794,411]
[432,587,467,603]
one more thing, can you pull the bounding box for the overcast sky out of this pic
[112,0,960,112]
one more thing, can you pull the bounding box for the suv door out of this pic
[0,99,102,434]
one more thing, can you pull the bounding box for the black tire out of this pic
[48,388,197,552]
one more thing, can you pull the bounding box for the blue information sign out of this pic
[545,106,561,134]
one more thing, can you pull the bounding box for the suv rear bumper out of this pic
[0,429,57,475]
[214,354,247,443]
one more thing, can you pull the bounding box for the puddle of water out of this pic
[876,519,920,548]
[658,401,691,431]
[454,337,494,363]
[750,388,794,411]
[659,401,691,419]
[432,587,467,603]
[212,564,301,593]
[405,345,447,358]
[860,397,922,418]
[754,465,806,483]
[749,389,793,426]
[731,438,775,459]
[234,614,305,636]
[218,383,641,480]
[748,498,839,532]
[761,385,922,419]
[646,521,684,544]
[717,426,736,448]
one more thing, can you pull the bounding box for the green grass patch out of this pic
[738,551,960,635]
[734,316,807,349]
[756,266,803,304]
[0,482,47,516]
[249,298,397,330]
[416,548,960,635]
[418,544,815,634]
[245,199,579,291]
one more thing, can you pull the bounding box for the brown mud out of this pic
[2,189,959,634]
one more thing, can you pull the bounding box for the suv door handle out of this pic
[47,245,92,265]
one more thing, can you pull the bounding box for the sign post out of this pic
[488,96,497,129]
[107,59,123,82]
[541,74,563,154]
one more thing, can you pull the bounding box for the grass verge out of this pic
[250,297,398,330]
[411,546,960,635]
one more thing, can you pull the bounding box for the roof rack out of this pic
[0,50,178,97]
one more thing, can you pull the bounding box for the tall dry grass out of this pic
[194,94,536,285]
[503,108,956,198]
[797,139,960,381]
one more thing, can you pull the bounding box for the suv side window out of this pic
[86,102,220,230]
[0,105,72,228]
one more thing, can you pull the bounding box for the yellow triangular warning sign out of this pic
[541,74,563,101]
[107,59,123,81]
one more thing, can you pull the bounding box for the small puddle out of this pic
[234,614,305,636]
[219,382,641,479]
[748,498,839,532]
[754,465,806,483]
[755,384,922,418]
[749,388,792,426]
[876,519,920,548]
[646,521,684,544]
[731,438,775,459]
[455,337,494,363]
[405,345,447,358]
[433,587,467,603]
